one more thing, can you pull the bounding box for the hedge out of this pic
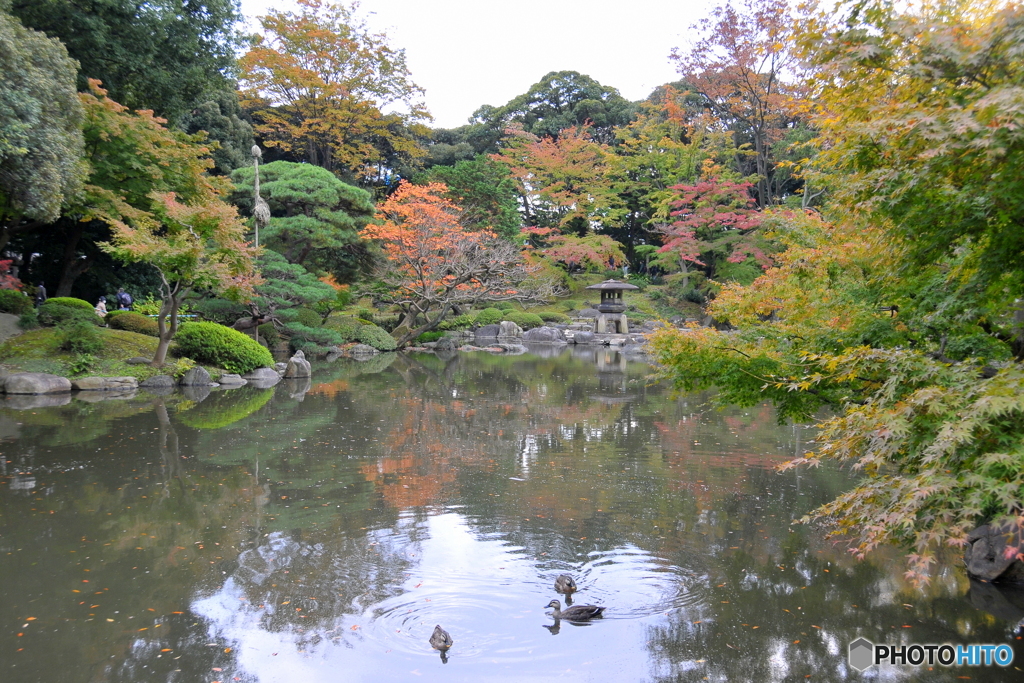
[538,311,571,324]
[38,303,101,327]
[0,289,31,315]
[356,323,397,351]
[175,322,274,374]
[324,315,363,342]
[502,311,544,330]
[44,296,94,311]
[474,308,503,326]
[108,311,159,336]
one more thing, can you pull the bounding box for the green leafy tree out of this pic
[0,8,83,240]
[9,0,244,125]
[417,155,521,239]
[230,160,375,282]
[180,90,256,175]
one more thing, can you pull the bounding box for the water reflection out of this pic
[0,351,1020,682]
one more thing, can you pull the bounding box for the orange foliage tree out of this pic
[360,181,555,346]
[239,0,429,183]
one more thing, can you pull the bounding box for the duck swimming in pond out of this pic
[554,574,577,594]
[545,599,605,621]
[429,624,453,651]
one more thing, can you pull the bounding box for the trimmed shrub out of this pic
[0,289,31,315]
[282,322,343,351]
[293,306,322,329]
[415,331,446,343]
[356,323,397,351]
[502,311,543,330]
[538,311,571,324]
[175,322,274,374]
[55,321,105,354]
[474,308,503,326]
[43,296,93,311]
[324,315,362,342]
[437,313,474,331]
[494,301,516,311]
[17,308,38,329]
[373,313,401,332]
[108,311,159,336]
[38,304,101,327]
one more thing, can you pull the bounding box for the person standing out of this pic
[34,282,47,308]
[116,287,132,310]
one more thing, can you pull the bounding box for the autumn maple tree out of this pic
[239,0,429,183]
[360,181,553,346]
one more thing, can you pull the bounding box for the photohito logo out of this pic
[848,637,1014,671]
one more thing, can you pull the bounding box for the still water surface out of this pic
[1,347,1020,682]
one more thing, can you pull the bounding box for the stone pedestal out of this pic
[594,312,628,334]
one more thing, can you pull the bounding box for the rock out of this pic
[493,343,527,354]
[179,366,213,386]
[274,362,288,373]
[578,308,600,319]
[475,324,501,338]
[622,344,647,356]
[498,320,523,337]
[348,343,378,356]
[125,357,151,365]
[522,326,566,343]
[284,350,312,378]
[140,375,175,388]
[2,372,72,394]
[218,374,247,386]
[965,522,1024,582]
[243,367,280,381]
[72,376,138,391]
[434,336,458,352]
[573,331,597,344]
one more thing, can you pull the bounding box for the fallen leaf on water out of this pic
[224,648,231,653]
[106,619,114,622]
[161,649,172,652]
[793,640,800,644]
[212,668,222,672]
[26,617,36,621]
[351,625,359,630]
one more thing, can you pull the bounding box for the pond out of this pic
[1,347,1020,682]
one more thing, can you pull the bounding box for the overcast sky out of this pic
[238,0,716,128]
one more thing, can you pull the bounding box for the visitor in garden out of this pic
[116,288,132,310]
[34,282,46,308]
[95,296,107,318]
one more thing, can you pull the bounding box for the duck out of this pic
[429,624,453,651]
[554,574,577,594]
[545,599,605,621]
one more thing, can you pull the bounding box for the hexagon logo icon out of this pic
[849,637,874,671]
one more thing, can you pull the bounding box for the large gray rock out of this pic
[125,357,152,365]
[243,367,280,381]
[573,331,597,344]
[475,324,501,338]
[965,522,1024,582]
[493,343,527,354]
[3,372,72,394]
[578,308,600,319]
[347,343,378,356]
[140,375,175,388]
[434,336,458,352]
[523,326,566,343]
[72,376,138,391]
[218,373,247,386]
[179,366,213,386]
[284,350,311,378]
[498,320,523,338]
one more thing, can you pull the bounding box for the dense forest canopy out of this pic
[1,0,1023,580]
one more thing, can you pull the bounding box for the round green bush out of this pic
[38,304,101,327]
[415,331,446,343]
[437,313,474,331]
[324,315,363,342]
[502,311,544,330]
[293,306,322,328]
[538,311,571,324]
[175,322,275,374]
[494,301,516,311]
[474,308,503,326]
[44,297,94,311]
[0,289,31,314]
[355,323,397,351]
[56,320,105,354]
[108,311,159,336]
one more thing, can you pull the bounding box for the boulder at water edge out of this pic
[2,372,72,394]
[965,521,1024,582]
[498,320,523,337]
[72,376,138,391]
[218,374,247,386]
[475,324,501,338]
[434,336,457,352]
[140,375,175,388]
[573,331,598,344]
[284,350,312,378]
[179,366,213,386]
[522,326,566,343]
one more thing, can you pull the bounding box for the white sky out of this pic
[238,0,715,129]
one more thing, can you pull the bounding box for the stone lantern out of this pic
[585,279,639,334]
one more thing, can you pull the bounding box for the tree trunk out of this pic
[55,222,92,296]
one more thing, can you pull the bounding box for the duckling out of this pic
[554,574,577,594]
[429,624,453,651]
[545,599,605,621]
